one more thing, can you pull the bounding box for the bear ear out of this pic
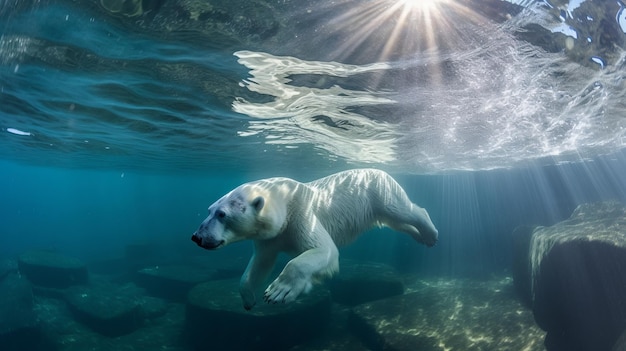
[252,196,265,212]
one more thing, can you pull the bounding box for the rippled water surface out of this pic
[1,0,625,173]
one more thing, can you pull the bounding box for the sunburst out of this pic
[313,0,485,71]
[397,0,442,11]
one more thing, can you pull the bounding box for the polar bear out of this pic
[191,169,438,310]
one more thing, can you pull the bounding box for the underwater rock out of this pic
[36,293,183,351]
[135,264,217,301]
[185,253,248,280]
[18,250,88,289]
[288,303,370,351]
[329,259,404,306]
[0,259,18,282]
[134,253,247,301]
[64,280,146,337]
[198,254,247,280]
[526,201,626,351]
[137,295,168,320]
[0,271,41,351]
[350,277,544,351]
[186,279,332,351]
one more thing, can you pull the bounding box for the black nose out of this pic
[191,234,202,245]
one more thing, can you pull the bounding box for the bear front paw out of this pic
[242,296,256,311]
[264,275,311,304]
[240,286,256,311]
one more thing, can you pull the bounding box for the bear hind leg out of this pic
[385,205,438,247]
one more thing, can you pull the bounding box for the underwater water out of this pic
[1,0,626,350]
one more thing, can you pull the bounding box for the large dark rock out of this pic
[18,250,88,288]
[135,264,216,301]
[515,201,626,351]
[36,293,183,351]
[0,271,42,351]
[134,253,247,301]
[350,277,544,351]
[0,259,18,281]
[64,280,153,337]
[186,253,247,280]
[329,260,404,306]
[186,279,332,351]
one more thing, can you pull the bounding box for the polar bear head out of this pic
[191,183,288,250]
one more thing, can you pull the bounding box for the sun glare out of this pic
[398,0,441,11]
[309,0,485,86]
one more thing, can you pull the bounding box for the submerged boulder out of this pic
[513,201,626,351]
[135,264,216,301]
[134,254,246,301]
[0,259,18,282]
[349,277,544,351]
[186,279,332,351]
[0,271,41,351]
[36,290,178,351]
[18,250,88,289]
[64,279,158,337]
[329,260,404,306]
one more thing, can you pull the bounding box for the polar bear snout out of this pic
[191,231,225,250]
[191,233,201,244]
[190,233,204,246]
[191,215,229,250]
[190,232,225,249]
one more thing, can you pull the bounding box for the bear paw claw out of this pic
[263,285,291,304]
[264,277,304,304]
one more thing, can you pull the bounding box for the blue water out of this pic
[2,151,625,273]
[1,0,626,350]
[1,0,623,265]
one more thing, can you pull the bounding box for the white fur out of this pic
[191,169,438,310]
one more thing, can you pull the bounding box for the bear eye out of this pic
[215,209,226,219]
